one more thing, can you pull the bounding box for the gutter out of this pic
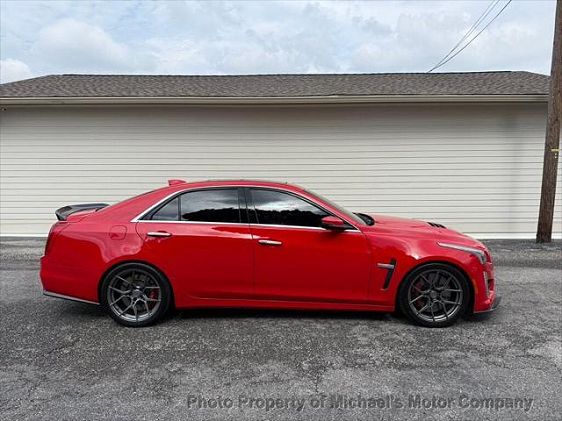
[0,94,549,106]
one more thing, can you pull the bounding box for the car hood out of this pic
[370,214,432,229]
[365,213,482,245]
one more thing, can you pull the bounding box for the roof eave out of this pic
[0,94,548,106]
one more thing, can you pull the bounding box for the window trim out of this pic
[131,185,360,231]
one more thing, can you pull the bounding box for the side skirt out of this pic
[177,296,395,313]
[43,290,99,305]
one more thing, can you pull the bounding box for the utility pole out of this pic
[537,0,561,243]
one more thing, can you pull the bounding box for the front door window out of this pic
[249,189,328,228]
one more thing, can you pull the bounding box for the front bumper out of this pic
[474,294,501,314]
[470,257,500,313]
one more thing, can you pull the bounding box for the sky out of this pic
[0,0,557,83]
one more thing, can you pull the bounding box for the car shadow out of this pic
[463,311,499,324]
[53,301,106,319]
[48,301,491,327]
[175,307,401,323]
[47,299,408,324]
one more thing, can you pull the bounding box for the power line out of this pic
[428,0,513,73]
[429,0,501,72]
[431,0,513,72]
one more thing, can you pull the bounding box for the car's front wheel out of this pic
[398,263,470,328]
[100,263,172,327]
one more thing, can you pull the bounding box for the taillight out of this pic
[44,222,66,255]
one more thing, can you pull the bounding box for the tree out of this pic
[537,0,561,243]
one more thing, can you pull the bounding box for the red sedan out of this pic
[40,179,499,328]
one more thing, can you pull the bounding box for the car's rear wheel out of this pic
[100,263,172,327]
[398,263,470,328]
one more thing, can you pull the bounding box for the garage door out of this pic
[1,103,560,237]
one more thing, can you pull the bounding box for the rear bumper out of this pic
[40,255,100,304]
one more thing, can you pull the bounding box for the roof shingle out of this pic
[0,71,549,98]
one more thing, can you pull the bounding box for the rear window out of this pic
[104,189,162,212]
[151,197,179,221]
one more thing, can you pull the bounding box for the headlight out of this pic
[437,242,487,264]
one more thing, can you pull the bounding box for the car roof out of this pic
[168,179,300,190]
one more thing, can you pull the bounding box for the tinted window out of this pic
[180,189,240,223]
[151,197,179,221]
[251,189,328,227]
[303,188,366,226]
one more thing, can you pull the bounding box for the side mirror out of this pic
[321,216,348,231]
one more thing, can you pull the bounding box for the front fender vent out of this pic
[427,222,446,228]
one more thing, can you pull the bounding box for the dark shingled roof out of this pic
[0,71,549,98]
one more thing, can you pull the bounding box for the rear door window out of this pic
[179,189,241,223]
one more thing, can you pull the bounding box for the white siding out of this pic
[1,103,560,238]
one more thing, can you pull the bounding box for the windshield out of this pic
[303,188,367,226]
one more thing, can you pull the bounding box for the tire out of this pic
[398,263,470,328]
[100,262,172,327]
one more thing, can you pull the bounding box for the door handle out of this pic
[147,231,172,238]
[258,239,282,246]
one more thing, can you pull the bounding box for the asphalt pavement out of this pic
[0,238,561,420]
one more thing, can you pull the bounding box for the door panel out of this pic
[250,225,371,303]
[134,187,253,300]
[136,222,254,299]
[246,187,371,303]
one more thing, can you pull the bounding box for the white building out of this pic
[0,72,559,238]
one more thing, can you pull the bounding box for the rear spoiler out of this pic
[55,203,109,221]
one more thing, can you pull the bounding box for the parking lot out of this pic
[1,238,560,420]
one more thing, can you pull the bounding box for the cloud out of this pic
[140,1,554,75]
[143,1,394,74]
[34,18,133,72]
[0,59,33,83]
[0,0,556,81]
